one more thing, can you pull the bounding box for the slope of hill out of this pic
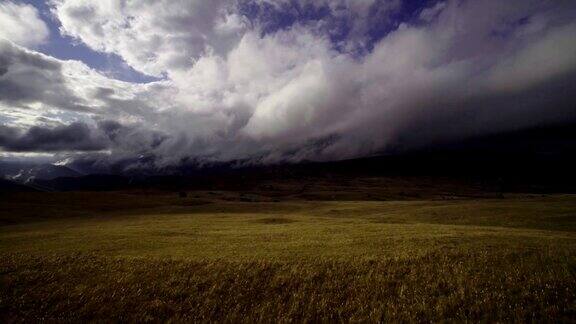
[0,179,37,193]
[0,161,82,183]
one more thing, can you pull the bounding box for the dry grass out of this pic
[2,250,574,322]
[1,192,575,322]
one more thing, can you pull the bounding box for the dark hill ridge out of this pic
[26,150,576,198]
[0,179,38,193]
[0,161,82,182]
[3,121,575,195]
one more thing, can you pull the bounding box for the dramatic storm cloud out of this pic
[1,0,576,173]
[0,122,107,152]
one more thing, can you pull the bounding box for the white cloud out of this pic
[52,0,245,77]
[485,22,576,93]
[0,1,50,47]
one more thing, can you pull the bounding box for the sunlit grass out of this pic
[1,192,575,321]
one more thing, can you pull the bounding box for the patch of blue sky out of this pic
[21,0,160,84]
[363,0,439,49]
[238,0,440,56]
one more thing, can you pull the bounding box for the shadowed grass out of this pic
[1,250,574,322]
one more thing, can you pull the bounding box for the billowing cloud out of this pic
[0,1,50,47]
[52,0,245,77]
[1,0,575,173]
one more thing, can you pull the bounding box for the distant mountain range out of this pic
[1,122,575,194]
[0,161,82,183]
[0,150,573,195]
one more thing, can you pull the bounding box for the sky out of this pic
[0,0,575,174]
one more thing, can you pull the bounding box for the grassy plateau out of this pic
[1,190,575,322]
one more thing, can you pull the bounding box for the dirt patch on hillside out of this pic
[254,217,296,225]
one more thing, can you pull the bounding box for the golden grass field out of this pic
[1,191,575,322]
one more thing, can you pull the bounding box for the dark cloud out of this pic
[96,120,168,150]
[0,122,107,152]
[0,117,169,159]
[0,40,93,113]
[364,69,576,155]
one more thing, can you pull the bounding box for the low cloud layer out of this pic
[0,122,107,152]
[1,0,576,173]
